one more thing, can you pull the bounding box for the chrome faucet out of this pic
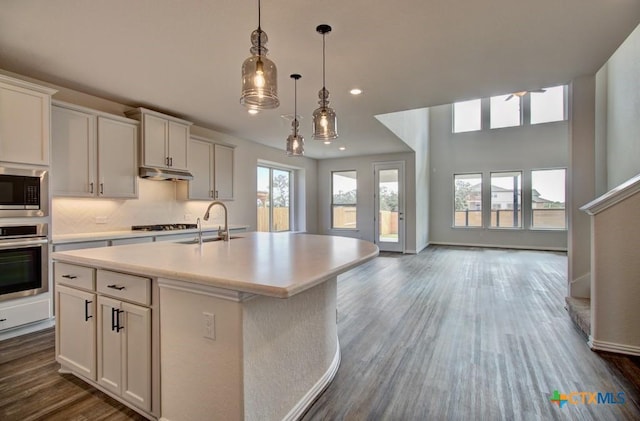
[203,201,229,241]
[196,217,203,246]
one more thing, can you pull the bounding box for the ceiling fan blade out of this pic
[505,94,514,101]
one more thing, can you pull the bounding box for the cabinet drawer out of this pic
[55,262,95,290]
[0,299,50,331]
[97,270,150,306]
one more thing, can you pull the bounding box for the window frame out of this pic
[530,167,567,231]
[452,172,483,229]
[331,170,358,230]
[489,170,523,230]
[257,165,293,232]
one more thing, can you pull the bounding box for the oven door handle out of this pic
[0,238,48,248]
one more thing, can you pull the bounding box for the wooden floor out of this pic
[1,246,639,420]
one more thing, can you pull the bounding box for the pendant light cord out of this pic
[257,0,262,56]
[294,78,298,136]
[322,32,326,109]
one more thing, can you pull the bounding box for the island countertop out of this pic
[51,232,379,298]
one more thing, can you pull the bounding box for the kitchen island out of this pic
[51,232,379,421]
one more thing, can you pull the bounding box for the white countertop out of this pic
[52,225,249,244]
[51,232,379,298]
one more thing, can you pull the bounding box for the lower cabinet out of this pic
[55,284,96,380]
[55,262,153,415]
[97,296,151,411]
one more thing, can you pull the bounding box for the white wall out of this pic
[317,152,416,252]
[376,108,430,253]
[428,102,569,250]
[46,84,318,235]
[598,22,640,190]
[568,76,596,298]
[596,23,640,190]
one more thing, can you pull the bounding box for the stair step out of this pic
[565,297,591,338]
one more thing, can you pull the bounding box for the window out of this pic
[531,169,566,229]
[490,171,521,228]
[331,171,357,229]
[453,99,481,133]
[531,86,565,124]
[490,94,521,129]
[453,173,482,227]
[257,166,291,232]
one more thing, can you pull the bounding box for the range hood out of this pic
[139,166,194,181]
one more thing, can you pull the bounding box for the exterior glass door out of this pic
[374,161,405,252]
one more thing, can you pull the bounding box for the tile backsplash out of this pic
[52,178,230,234]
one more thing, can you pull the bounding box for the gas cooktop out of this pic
[131,223,197,232]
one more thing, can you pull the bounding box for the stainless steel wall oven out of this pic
[0,224,48,302]
[0,167,48,217]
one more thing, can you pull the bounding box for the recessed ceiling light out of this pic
[323,141,331,145]
[248,109,259,115]
[339,146,346,151]
[350,88,362,95]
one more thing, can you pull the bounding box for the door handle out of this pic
[116,309,124,332]
[62,274,77,279]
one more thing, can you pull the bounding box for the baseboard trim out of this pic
[282,338,341,421]
[588,337,640,356]
[428,241,567,252]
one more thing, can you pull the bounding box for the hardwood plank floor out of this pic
[1,246,638,420]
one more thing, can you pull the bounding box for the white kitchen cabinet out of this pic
[55,284,96,381]
[55,262,153,414]
[0,74,56,166]
[52,101,138,198]
[178,136,234,200]
[126,107,192,172]
[97,295,151,412]
[214,143,234,200]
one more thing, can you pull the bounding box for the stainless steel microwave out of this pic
[0,167,48,217]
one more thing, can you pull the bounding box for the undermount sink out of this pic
[178,236,243,245]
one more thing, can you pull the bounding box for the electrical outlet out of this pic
[203,312,215,340]
[95,216,108,224]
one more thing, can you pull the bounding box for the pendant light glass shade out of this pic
[240,1,279,110]
[312,24,338,142]
[286,74,304,156]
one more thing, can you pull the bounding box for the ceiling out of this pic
[1,1,639,159]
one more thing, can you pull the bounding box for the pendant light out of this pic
[312,24,338,142]
[286,74,304,156]
[240,0,279,110]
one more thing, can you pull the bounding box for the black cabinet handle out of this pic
[90,182,94,194]
[62,274,77,279]
[107,284,125,291]
[111,307,117,331]
[100,183,104,195]
[116,309,124,332]
[84,300,92,321]
[0,318,7,322]
[111,308,124,332]
[166,157,170,166]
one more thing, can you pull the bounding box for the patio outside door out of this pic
[374,161,405,252]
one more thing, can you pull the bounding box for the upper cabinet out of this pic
[125,108,192,173]
[0,74,57,166]
[52,101,138,198]
[214,143,234,200]
[177,136,234,201]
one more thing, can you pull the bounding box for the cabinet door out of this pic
[188,138,213,200]
[121,301,151,411]
[142,113,168,168]
[98,116,138,198]
[51,106,96,196]
[97,296,123,396]
[168,121,189,171]
[0,82,51,165]
[97,297,151,412]
[56,285,96,380]
[214,144,234,200]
